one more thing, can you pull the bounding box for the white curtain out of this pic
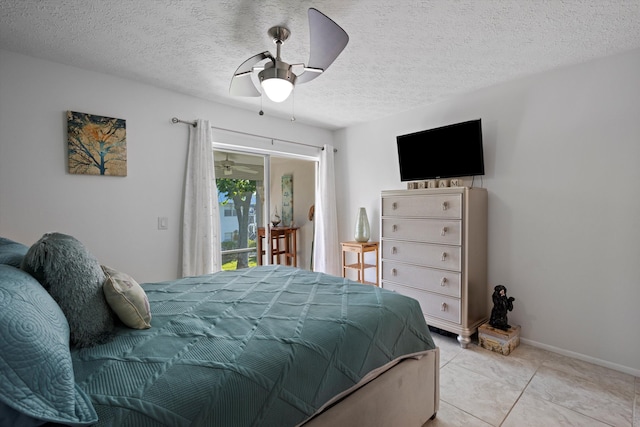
[313,144,340,275]
[182,119,222,277]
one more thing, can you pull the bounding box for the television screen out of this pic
[396,119,484,181]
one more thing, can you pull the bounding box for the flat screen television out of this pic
[396,119,485,181]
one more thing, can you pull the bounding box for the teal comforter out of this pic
[71,266,435,426]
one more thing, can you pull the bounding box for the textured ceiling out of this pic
[2,1,640,130]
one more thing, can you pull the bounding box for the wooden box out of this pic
[478,323,521,356]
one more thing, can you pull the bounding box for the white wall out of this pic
[0,49,333,282]
[334,48,640,375]
[2,47,639,375]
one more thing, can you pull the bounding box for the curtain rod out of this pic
[171,117,336,152]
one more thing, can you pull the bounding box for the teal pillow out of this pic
[0,237,28,267]
[21,232,115,347]
[0,264,98,425]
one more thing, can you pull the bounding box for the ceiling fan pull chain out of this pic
[259,92,264,116]
[291,91,296,122]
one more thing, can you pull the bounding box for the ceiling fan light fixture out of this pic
[259,66,296,103]
[230,9,348,104]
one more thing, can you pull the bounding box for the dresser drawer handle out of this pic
[391,268,397,276]
[392,246,397,254]
[441,302,448,311]
[440,277,447,286]
[392,202,398,210]
[392,224,398,232]
[441,252,447,261]
[442,201,448,211]
[441,227,448,236]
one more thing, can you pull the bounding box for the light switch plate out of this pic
[158,217,168,230]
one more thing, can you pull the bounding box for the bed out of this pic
[0,235,439,427]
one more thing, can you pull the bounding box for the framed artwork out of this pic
[281,174,293,227]
[67,111,127,176]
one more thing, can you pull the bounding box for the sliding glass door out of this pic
[214,148,316,271]
[214,150,266,270]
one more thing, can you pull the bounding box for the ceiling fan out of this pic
[215,154,259,176]
[229,8,349,103]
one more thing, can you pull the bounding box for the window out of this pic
[223,204,235,217]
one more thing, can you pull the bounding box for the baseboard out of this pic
[520,338,640,378]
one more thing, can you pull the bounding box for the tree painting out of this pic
[67,111,127,176]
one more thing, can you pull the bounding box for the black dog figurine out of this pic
[489,285,515,331]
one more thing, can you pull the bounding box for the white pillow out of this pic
[101,265,151,329]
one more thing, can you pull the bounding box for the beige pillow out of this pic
[101,265,151,329]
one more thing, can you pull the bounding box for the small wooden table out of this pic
[257,226,299,267]
[341,241,379,286]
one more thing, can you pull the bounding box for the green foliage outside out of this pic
[222,257,257,271]
[221,239,257,270]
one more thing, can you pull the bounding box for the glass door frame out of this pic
[213,141,319,268]
[214,148,272,267]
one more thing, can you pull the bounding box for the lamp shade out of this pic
[259,65,297,103]
[261,78,293,103]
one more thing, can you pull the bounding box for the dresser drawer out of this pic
[382,261,460,297]
[381,218,461,245]
[381,240,461,271]
[382,194,462,219]
[383,282,461,324]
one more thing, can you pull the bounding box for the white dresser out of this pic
[380,187,488,347]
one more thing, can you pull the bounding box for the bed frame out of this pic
[301,347,439,427]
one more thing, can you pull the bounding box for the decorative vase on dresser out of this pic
[380,187,488,348]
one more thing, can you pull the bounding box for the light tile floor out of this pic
[429,331,639,427]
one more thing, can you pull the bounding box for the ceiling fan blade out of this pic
[230,73,260,97]
[229,51,271,96]
[235,165,258,174]
[297,8,349,84]
[215,159,234,167]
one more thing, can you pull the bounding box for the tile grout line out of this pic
[506,358,624,427]
[540,363,635,426]
[633,391,637,427]
[434,334,638,426]
[497,359,541,426]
